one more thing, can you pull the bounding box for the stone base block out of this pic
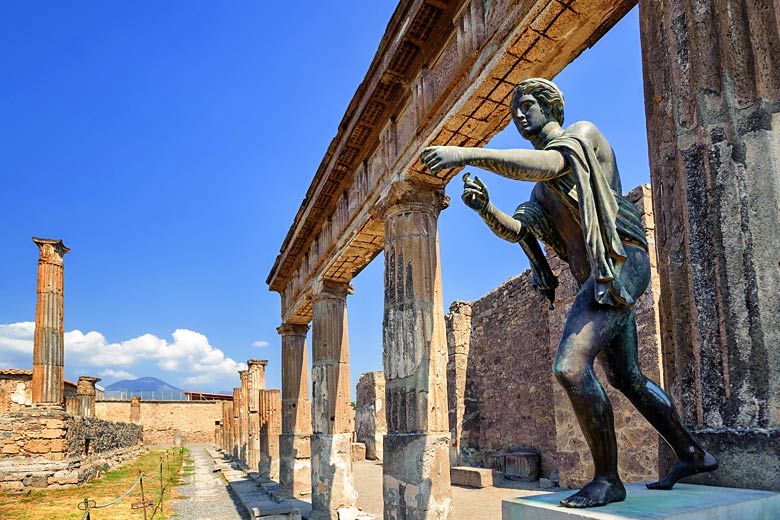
[504,450,540,481]
[502,483,780,520]
[279,434,311,497]
[351,443,366,462]
[310,433,357,520]
[383,432,451,520]
[450,466,494,488]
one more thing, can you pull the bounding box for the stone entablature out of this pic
[266,0,635,325]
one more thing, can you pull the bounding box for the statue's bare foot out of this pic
[646,451,718,490]
[560,476,626,508]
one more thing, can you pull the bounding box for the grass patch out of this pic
[0,448,189,520]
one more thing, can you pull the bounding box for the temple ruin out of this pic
[266,0,780,518]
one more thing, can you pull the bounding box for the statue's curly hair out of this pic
[514,78,565,126]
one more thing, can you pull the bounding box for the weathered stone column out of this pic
[259,389,282,481]
[76,376,101,417]
[240,370,249,466]
[278,322,312,497]
[130,396,141,425]
[381,180,452,519]
[32,238,70,404]
[222,401,233,452]
[355,371,387,461]
[445,301,472,466]
[247,359,269,473]
[233,387,241,459]
[639,0,780,490]
[310,279,357,520]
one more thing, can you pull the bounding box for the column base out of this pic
[383,432,452,520]
[310,432,357,520]
[279,433,311,497]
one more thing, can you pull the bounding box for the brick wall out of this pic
[96,400,222,444]
[447,185,664,487]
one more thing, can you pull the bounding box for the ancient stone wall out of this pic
[447,185,664,488]
[96,400,222,445]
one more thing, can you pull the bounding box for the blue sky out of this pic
[0,3,649,395]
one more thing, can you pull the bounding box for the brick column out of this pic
[233,388,241,458]
[31,238,70,404]
[222,401,233,452]
[130,396,141,425]
[640,0,780,490]
[240,370,249,466]
[278,322,312,497]
[381,180,452,519]
[247,359,269,473]
[259,389,282,481]
[310,279,357,520]
[76,376,101,417]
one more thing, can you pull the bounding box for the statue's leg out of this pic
[554,278,628,508]
[600,316,718,489]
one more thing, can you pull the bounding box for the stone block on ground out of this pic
[451,466,494,488]
[351,442,366,461]
[504,450,540,481]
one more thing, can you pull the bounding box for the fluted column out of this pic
[640,0,780,490]
[232,388,241,458]
[310,279,357,520]
[259,389,282,481]
[247,359,268,473]
[32,238,70,404]
[278,322,312,497]
[240,370,249,466]
[380,181,452,519]
[76,376,101,417]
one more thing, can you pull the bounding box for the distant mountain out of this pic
[104,377,184,400]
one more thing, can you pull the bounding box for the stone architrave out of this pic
[233,387,241,459]
[259,389,282,481]
[640,0,780,489]
[379,180,452,519]
[278,322,312,497]
[240,370,249,466]
[130,396,141,425]
[247,359,269,473]
[355,371,386,461]
[310,279,357,520]
[31,238,70,404]
[76,376,101,417]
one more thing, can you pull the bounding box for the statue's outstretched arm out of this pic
[421,146,565,181]
[462,173,525,242]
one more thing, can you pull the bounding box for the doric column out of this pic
[639,0,780,489]
[259,389,282,481]
[76,376,101,417]
[240,370,249,466]
[310,279,357,520]
[232,388,241,458]
[380,180,452,519]
[130,396,141,425]
[247,359,269,473]
[32,238,70,404]
[278,322,312,497]
[222,401,233,452]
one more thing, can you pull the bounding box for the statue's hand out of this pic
[420,146,466,175]
[462,172,489,213]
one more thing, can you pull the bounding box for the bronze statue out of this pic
[421,78,718,508]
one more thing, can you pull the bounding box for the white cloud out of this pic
[252,340,270,348]
[0,322,245,390]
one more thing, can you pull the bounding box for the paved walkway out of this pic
[172,445,250,520]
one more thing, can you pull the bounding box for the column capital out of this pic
[76,376,101,395]
[247,359,269,368]
[311,278,353,303]
[277,322,310,337]
[374,180,450,220]
[239,370,248,381]
[33,237,70,265]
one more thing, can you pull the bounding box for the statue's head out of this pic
[511,78,564,138]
